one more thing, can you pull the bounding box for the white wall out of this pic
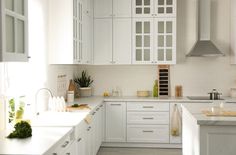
[77,0,236,97]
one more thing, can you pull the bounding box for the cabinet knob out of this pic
[61,141,69,148]
[77,138,82,142]
[27,56,31,59]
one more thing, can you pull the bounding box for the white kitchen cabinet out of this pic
[83,0,93,17]
[133,18,176,64]
[94,0,131,18]
[113,18,132,64]
[105,102,126,142]
[62,141,76,155]
[169,103,182,144]
[94,0,112,18]
[94,18,113,65]
[113,0,132,17]
[133,18,154,64]
[1,0,28,62]
[49,0,92,64]
[127,125,169,143]
[132,0,176,17]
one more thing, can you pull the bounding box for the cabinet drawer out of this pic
[127,102,169,112]
[127,112,169,125]
[127,125,169,143]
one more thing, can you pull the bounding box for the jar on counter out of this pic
[67,91,74,103]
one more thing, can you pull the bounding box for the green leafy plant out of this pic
[7,121,32,139]
[74,71,94,87]
[8,98,15,123]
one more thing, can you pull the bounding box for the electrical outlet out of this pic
[57,74,67,98]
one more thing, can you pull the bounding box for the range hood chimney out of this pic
[187,0,225,57]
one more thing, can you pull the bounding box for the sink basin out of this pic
[187,96,224,100]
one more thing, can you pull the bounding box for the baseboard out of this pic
[101,142,182,148]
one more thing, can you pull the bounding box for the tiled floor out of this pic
[97,147,182,155]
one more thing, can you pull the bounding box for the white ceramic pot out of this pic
[79,87,92,97]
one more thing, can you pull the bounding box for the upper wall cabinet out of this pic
[49,0,92,64]
[133,0,176,18]
[0,0,28,62]
[133,18,176,64]
[94,0,132,18]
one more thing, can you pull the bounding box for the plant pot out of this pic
[79,87,92,97]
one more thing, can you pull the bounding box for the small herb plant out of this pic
[74,70,94,88]
[7,121,32,139]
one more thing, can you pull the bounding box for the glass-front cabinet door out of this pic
[154,18,176,64]
[133,18,153,64]
[73,0,83,63]
[2,0,28,61]
[132,0,154,17]
[155,0,176,17]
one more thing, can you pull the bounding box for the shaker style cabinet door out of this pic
[105,102,126,142]
[154,18,176,64]
[133,18,154,64]
[113,18,132,64]
[93,18,113,65]
[1,0,28,62]
[113,0,132,17]
[94,0,112,18]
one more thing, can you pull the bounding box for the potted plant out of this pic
[74,70,94,97]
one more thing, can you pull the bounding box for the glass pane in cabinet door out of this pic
[144,49,150,61]
[144,0,150,5]
[144,36,150,47]
[6,0,14,11]
[166,35,172,47]
[136,36,142,47]
[167,0,173,5]
[136,49,142,61]
[158,0,164,5]
[158,22,164,33]
[144,22,150,33]
[136,22,142,33]
[166,7,173,14]
[136,8,142,14]
[17,19,25,53]
[144,8,150,14]
[158,49,164,61]
[158,7,164,14]
[166,21,172,33]
[136,0,142,6]
[166,49,172,61]
[16,0,25,15]
[6,15,15,53]
[158,35,164,47]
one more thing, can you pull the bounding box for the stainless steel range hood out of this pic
[187,0,225,57]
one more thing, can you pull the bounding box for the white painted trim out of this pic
[101,142,182,148]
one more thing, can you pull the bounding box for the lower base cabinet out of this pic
[127,125,169,143]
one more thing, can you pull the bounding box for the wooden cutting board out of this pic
[66,104,91,111]
[202,110,236,117]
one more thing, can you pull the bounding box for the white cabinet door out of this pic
[169,103,182,144]
[132,0,154,17]
[113,18,132,64]
[85,125,93,155]
[62,141,76,155]
[133,18,154,64]
[113,0,132,17]
[94,18,113,64]
[2,0,28,62]
[94,0,112,18]
[105,102,126,142]
[154,18,176,64]
[154,0,176,17]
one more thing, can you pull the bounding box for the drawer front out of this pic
[127,125,169,143]
[127,102,169,112]
[127,112,169,125]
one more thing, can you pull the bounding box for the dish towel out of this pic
[171,104,182,136]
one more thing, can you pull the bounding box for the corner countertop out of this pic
[182,103,236,126]
[0,127,72,155]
